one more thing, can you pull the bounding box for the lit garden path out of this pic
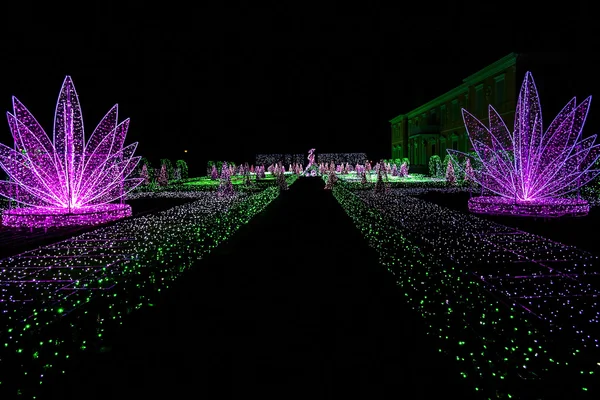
[349,188,600,398]
[356,189,600,347]
[41,176,477,399]
[0,194,236,345]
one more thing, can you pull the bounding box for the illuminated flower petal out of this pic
[451,71,600,203]
[0,76,142,214]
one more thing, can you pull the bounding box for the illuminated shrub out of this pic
[428,155,443,178]
[176,159,188,179]
[445,158,456,185]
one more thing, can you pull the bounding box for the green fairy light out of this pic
[332,179,600,398]
[0,174,292,398]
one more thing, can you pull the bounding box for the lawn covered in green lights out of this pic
[183,173,284,187]
[335,172,439,183]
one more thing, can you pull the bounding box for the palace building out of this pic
[390,53,519,170]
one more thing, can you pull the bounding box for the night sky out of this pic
[0,2,597,175]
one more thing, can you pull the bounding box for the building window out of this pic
[431,144,436,156]
[475,84,484,116]
[494,74,505,109]
[451,100,458,121]
[452,140,458,150]
[440,105,446,127]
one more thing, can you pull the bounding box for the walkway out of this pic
[41,177,476,399]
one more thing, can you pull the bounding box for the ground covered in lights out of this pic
[416,189,600,255]
[2,173,600,399]
[333,178,600,399]
[0,178,286,399]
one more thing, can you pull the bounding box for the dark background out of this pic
[0,1,597,176]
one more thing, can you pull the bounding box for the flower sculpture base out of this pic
[1,203,132,228]
[468,196,589,218]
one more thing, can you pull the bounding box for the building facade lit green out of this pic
[390,53,519,169]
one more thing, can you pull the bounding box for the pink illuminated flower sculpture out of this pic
[448,71,600,217]
[307,148,315,168]
[0,76,143,228]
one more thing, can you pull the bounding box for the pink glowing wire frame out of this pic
[448,71,600,216]
[0,76,143,226]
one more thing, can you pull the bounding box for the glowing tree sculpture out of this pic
[445,158,456,185]
[140,164,150,185]
[0,76,142,228]
[217,161,235,196]
[463,158,475,186]
[276,168,288,190]
[172,167,181,181]
[399,162,408,177]
[324,169,337,190]
[360,171,368,184]
[448,71,600,217]
[176,159,188,179]
[157,163,168,186]
[374,165,388,193]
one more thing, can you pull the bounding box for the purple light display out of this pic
[0,76,143,228]
[307,148,316,168]
[448,71,600,217]
[304,148,320,176]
